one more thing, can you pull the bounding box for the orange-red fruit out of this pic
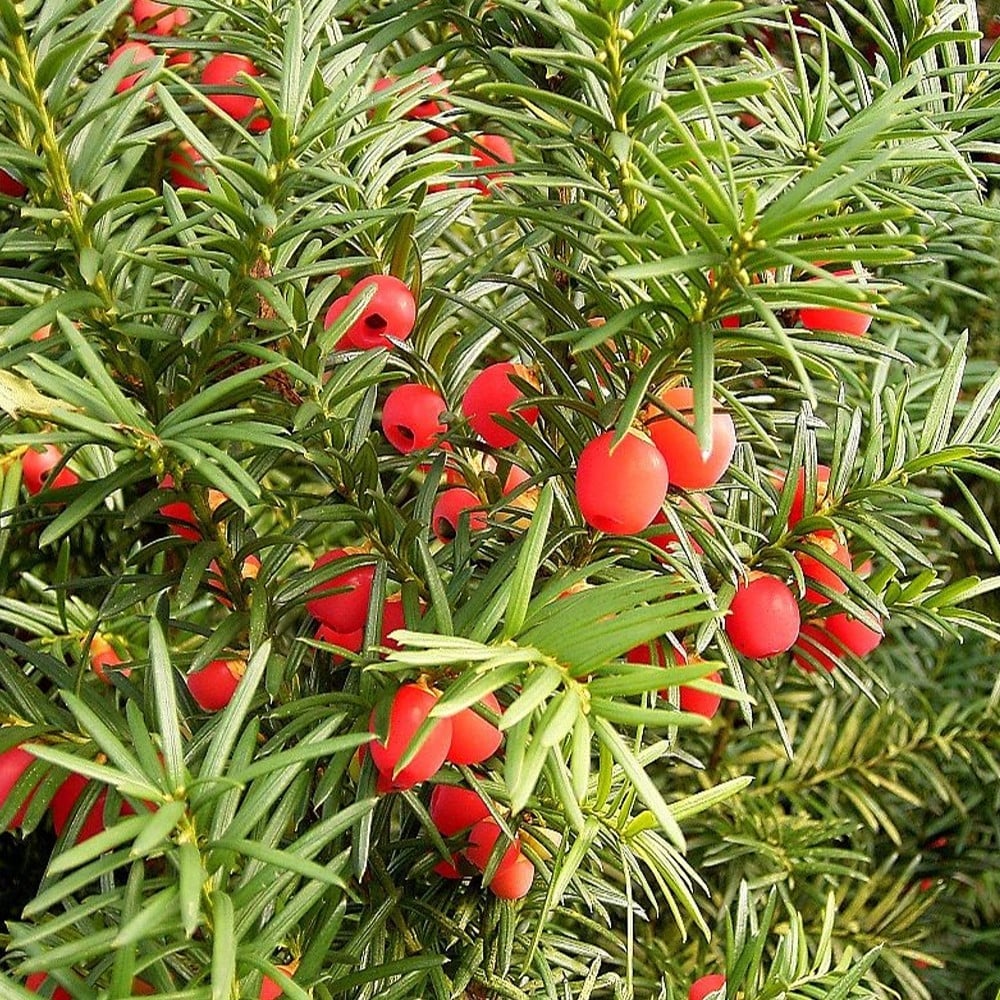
[109,41,156,94]
[306,549,376,633]
[0,745,39,829]
[786,464,832,528]
[432,488,487,541]
[429,784,491,837]
[368,683,453,790]
[488,852,535,899]
[447,692,503,765]
[158,475,199,540]
[168,142,207,190]
[827,611,882,657]
[725,573,800,659]
[50,773,109,843]
[381,384,447,453]
[90,635,130,684]
[689,974,726,1000]
[21,445,79,495]
[461,363,539,448]
[315,622,364,660]
[186,658,245,711]
[470,134,514,194]
[0,169,27,198]
[201,53,262,120]
[338,274,416,350]
[799,270,873,337]
[132,0,189,34]
[575,430,669,535]
[645,386,737,490]
[679,670,723,719]
[792,620,838,674]
[378,594,427,652]
[25,975,71,1000]
[795,532,852,605]
[465,818,520,872]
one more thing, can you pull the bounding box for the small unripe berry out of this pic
[447,692,503,765]
[644,386,737,490]
[576,430,669,535]
[21,445,79,495]
[306,549,376,633]
[201,53,262,120]
[186,658,245,711]
[725,573,800,659]
[689,974,726,1000]
[90,635,130,684]
[381,384,447,453]
[368,683,453,790]
[799,270,873,337]
[461,362,539,448]
[795,532,852,605]
[432,488,487,541]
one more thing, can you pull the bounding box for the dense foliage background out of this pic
[0,0,998,997]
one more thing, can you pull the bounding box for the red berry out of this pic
[132,0,187,34]
[51,773,108,843]
[167,49,195,67]
[432,488,487,541]
[826,611,882,657]
[784,464,832,528]
[381,384,447,453]
[21,445,79,495]
[26,975,71,1000]
[323,295,354,350]
[725,572,800,659]
[799,270,873,337]
[461,363,539,448]
[158,475,199,540]
[488,852,534,899]
[109,41,156,94]
[315,622,364,661]
[368,683,453,790]
[626,640,683,668]
[306,549,376,633]
[0,169,27,198]
[470,134,514,194]
[378,594,426,651]
[792,620,838,674]
[433,855,464,878]
[647,494,711,555]
[248,115,271,133]
[186,658,245,711]
[201,53,262,120]
[0,745,39,829]
[90,635,130,684]
[168,142,207,190]
[689,974,726,1000]
[342,275,416,349]
[429,784,491,837]
[575,429,669,535]
[447,692,503,765]
[795,532,852,605]
[645,386,737,490]
[465,818,520,873]
[408,69,451,119]
[679,670,723,719]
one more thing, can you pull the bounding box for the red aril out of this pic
[429,784,491,837]
[132,0,188,34]
[446,692,503,765]
[826,611,882,657]
[725,572,800,659]
[644,386,737,490]
[259,961,298,1000]
[381,384,447,453]
[341,275,416,350]
[0,745,39,829]
[51,773,108,843]
[647,494,711,554]
[679,670,723,719]
[432,488,487,541]
[158,475,199,540]
[795,532,852,605]
[378,594,426,651]
[368,683,453,790]
[799,270,873,337]
[21,445,79,495]
[784,464,832,528]
[575,429,669,535]
[315,622,364,661]
[208,554,261,608]
[689,974,726,1000]
[25,975,71,1000]
[168,142,207,190]
[0,169,27,198]
[186,658,245,711]
[465,818,520,872]
[470,134,515,194]
[488,852,534,899]
[201,53,262,120]
[461,362,539,448]
[90,635,130,684]
[792,620,838,674]
[109,41,156,94]
[306,549,376,633]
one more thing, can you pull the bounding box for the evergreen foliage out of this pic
[0,0,998,997]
